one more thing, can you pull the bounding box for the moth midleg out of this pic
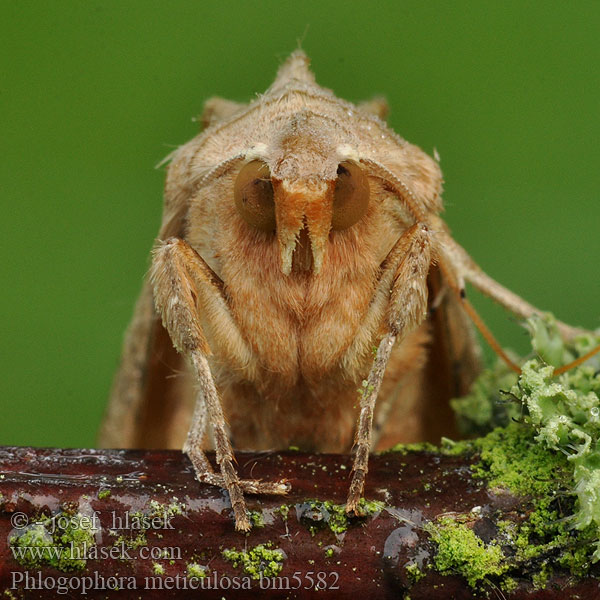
[435,253,522,373]
[346,223,432,514]
[151,238,288,531]
[436,230,600,374]
[434,222,584,341]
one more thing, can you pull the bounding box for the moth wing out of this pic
[99,95,253,451]
[98,278,195,449]
[420,264,483,440]
[98,200,196,449]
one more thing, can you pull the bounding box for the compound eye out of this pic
[331,161,370,231]
[234,160,276,232]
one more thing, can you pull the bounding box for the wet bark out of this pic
[0,446,598,599]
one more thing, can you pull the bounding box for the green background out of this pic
[2,2,599,448]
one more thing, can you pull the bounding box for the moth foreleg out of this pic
[346,223,431,514]
[151,238,287,531]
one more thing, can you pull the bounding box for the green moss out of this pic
[557,527,596,576]
[9,511,96,571]
[426,516,508,588]
[357,497,385,516]
[474,422,568,496]
[359,379,375,398]
[10,523,54,568]
[436,421,593,588]
[109,497,184,556]
[97,489,111,500]
[532,565,551,589]
[222,543,284,580]
[449,314,600,537]
[500,576,518,593]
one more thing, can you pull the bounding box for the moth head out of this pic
[233,157,370,275]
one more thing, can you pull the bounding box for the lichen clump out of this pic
[515,358,600,557]
[222,543,285,580]
[10,511,96,571]
[427,314,600,589]
[450,315,600,528]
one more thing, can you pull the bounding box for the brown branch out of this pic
[0,446,597,599]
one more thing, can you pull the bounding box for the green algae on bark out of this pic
[9,511,97,571]
[298,498,385,535]
[97,489,111,500]
[147,497,186,520]
[248,509,265,528]
[222,542,285,580]
[186,562,208,578]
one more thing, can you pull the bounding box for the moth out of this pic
[99,51,588,531]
